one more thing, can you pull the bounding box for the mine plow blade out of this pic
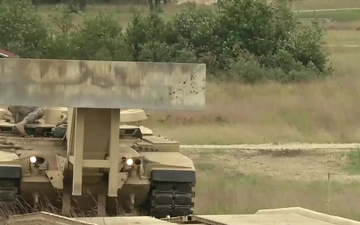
[0,58,206,110]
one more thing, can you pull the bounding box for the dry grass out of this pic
[144,47,360,144]
[141,17,360,144]
[295,9,360,22]
[325,30,360,44]
[194,170,360,220]
[289,0,360,10]
[191,148,360,221]
[0,192,144,222]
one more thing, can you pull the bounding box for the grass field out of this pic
[139,3,360,144]
[147,47,360,144]
[295,9,360,22]
[31,1,360,221]
[38,0,360,28]
[194,167,360,220]
[293,0,360,10]
[289,0,360,10]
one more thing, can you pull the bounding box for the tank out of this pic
[0,108,195,218]
[0,56,205,220]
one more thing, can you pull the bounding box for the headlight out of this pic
[29,156,37,164]
[126,158,134,166]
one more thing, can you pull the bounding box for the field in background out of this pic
[147,46,360,144]
[35,1,360,220]
[289,0,360,10]
[295,8,360,22]
[38,0,360,28]
[35,1,360,144]
[142,3,360,145]
[185,146,360,220]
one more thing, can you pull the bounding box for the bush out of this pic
[213,0,332,83]
[70,13,127,60]
[0,0,50,58]
[0,0,332,84]
[124,8,198,63]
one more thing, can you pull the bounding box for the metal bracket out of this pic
[118,172,128,190]
[45,170,64,190]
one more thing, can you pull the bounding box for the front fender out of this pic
[140,152,195,170]
[140,152,196,184]
[150,169,196,184]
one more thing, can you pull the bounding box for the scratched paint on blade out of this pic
[0,59,206,109]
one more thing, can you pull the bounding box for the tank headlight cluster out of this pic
[123,157,142,167]
[121,157,143,175]
[29,156,45,165]
[29,156,37,164]
[126,158,134,166]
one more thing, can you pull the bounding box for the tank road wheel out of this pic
[142,170,196,219]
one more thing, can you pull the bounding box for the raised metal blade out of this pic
[0,58,206,110]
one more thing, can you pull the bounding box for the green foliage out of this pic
[344,149,360,174]
[215,0,332,83]
[46,4,74,59]
[0,0,333,84]
[0,0,50,58]
[70,13,126,60]
[67,0,87,13]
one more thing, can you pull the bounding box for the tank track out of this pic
[148,181,195,219]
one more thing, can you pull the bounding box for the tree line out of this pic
[0,0,332,84]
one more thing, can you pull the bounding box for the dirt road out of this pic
[180,143,360,151]
[180,143,360,183]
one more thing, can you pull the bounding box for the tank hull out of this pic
[0,123,196,218]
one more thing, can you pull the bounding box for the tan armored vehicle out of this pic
[0,55,206,219]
